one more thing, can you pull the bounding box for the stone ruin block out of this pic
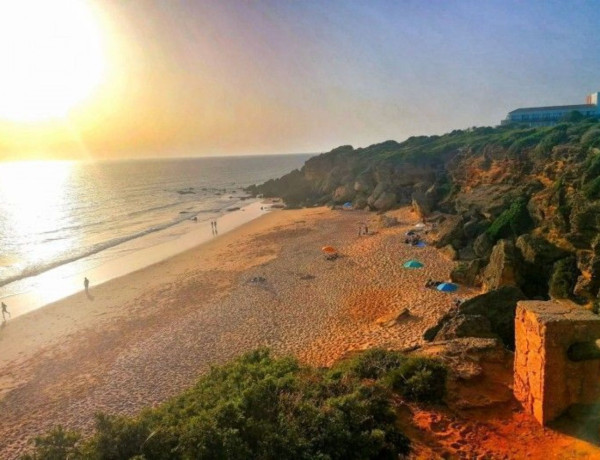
[514,300,600,425]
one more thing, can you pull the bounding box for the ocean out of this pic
[0,154,310,312]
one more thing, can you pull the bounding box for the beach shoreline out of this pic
[0,200,271,320]
[0,205,474,458]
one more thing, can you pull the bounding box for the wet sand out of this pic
[0,206,474,458]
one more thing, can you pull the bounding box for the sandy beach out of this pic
[0,206,474,458]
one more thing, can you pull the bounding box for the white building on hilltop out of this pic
[502,92,600,127]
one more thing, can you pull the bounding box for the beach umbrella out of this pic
[415,223,426,229]
[343,202,352,209]
[437,282,458,292]
[321,246,338,254]
[415,241,427,248]
[403,259,424,268]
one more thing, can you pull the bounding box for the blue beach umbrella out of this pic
[415,241,427,248]
[403,260,424,269]
[437,282,458,292]
[343,202,352,209]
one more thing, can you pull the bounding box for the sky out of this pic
[1,0,600,161]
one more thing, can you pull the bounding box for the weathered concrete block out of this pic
[514,300,600,425]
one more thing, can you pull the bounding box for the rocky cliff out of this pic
[248,120,600,303]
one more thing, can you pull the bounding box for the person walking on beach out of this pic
[213,220,218,235]
[1,302,10,321]
[84,277,90,292]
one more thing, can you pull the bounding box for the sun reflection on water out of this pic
[0,160,76,269]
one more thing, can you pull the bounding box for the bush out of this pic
[332,348,407,380]
[21,426,81,460]
[486,197,533,242]
[25,349,411,460]
[386,357,447,403]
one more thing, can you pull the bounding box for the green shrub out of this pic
[333,348,407,380]
[21,426,81,460]
[386,356,447,403]
[583,176,600,199]
[25,349,411,460]
[486,197,533,242]
[581,128,600,148]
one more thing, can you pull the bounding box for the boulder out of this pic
[440,244,458,261]
[425,286,526,349]
[450,259,484,286]
[353,172,373,193]
[433,314,495,341]
[458,286,527,349]
[458,245,476,260]
[411,182,436,217]
[332,184,354,203]
[515,234,568,266]
[463,217,489,239]
[367,182,397,211]
[481,239,520,292]
[473,232,493,258]
[372,191,397,211]
[434,215,464,249]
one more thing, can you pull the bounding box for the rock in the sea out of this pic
[481,239,520,291]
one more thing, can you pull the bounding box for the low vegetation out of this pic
[23,349,446,460]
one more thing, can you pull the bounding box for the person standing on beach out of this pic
[213,220,218,235]
[1,302,10,321]
[84,277,90,292]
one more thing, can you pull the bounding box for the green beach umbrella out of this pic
[403,259,424,269]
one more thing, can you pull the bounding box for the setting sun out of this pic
[0,0,106,122]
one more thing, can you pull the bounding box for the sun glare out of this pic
[0,0,106,122]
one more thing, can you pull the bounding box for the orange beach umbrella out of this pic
[321,246,338,254]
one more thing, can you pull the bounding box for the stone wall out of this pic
[514,300,600,425]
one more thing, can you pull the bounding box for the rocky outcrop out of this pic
[433,215,464,249]
[481,239,521,292]
[424,286,526,349]
[473,232,493,258]
[450,259,484,286]
[411,182,438,217]
[248,121,600,301]
[433,314,495,341]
